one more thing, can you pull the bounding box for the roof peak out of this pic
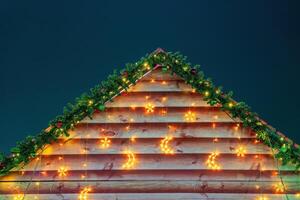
[153,48,166,54]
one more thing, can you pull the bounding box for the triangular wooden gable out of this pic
[0,59,299,199]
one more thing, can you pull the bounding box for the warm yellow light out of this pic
[204,91,209,97]
[161,97,167,102]
[160,109,167,116]
[34,195,38,200]
[206,152,221,170]
[150,79,155,83]
[122,150,136,169]
[234,123,240,131]
[100,137,111,149]
[296,193,300,197]
[145,95,150,100]
[88,100,93,106]
[79,186,92,200]
[143,62,150,70]
[162,81,167,85]
[82,163,87,168]
[40,171,47,176]
[35,182,40,186]
[160,135,174,155]
[145,103,155,113]
[130,105,136,110]
[212,123,216,129]
[257,197,268,200]
[58,166,68,177]
[235,146,246,157]
[130,135,136,142]
[14,194,24,200]
[273,183,285,193]
[228,102,234,108]
[184,111,196,122]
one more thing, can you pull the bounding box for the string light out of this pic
[79,186,92,200]
[206,152,221,170]
[145,103,155,113]
[160,135,174,154]
[100,137,111,148]
[122,151,136,169]
[235,146,246,157]
[58,166,68,177]
[184,111,196,122]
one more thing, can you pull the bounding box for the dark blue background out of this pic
[0,0,299,153]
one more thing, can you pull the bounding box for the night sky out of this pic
[0,0,299,154]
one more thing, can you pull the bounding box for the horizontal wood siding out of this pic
[1,67,299,199]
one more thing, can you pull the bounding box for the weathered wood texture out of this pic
[1,68,299,199]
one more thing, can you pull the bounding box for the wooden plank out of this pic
[82,107,238,123]
[67,123,255,139]
[105,92,213,108]
[128,80,194,92]
[2,170,298,182]
[0,180,299,194]
[0,193,298,200]
[140,68,182,81]
[13,154,295,171]
[40,138,271,155]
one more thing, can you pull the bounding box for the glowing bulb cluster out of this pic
[100,137,111,149]
[145,103,155,113]
[160,135,174,154]
[235,146,246,157]
[14,194,24,200]
[184,111,196,122]
[206,152,221,170]
[122,151,136,169]
[273,183,285,193]
[79,187,91,200]
[58,166,68,177]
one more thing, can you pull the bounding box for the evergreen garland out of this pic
[0,49,299,177]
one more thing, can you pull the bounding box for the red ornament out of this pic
[190,68,197,75]
[122,71,128,78]
[56,121,63,128]
[0,163,4,170]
